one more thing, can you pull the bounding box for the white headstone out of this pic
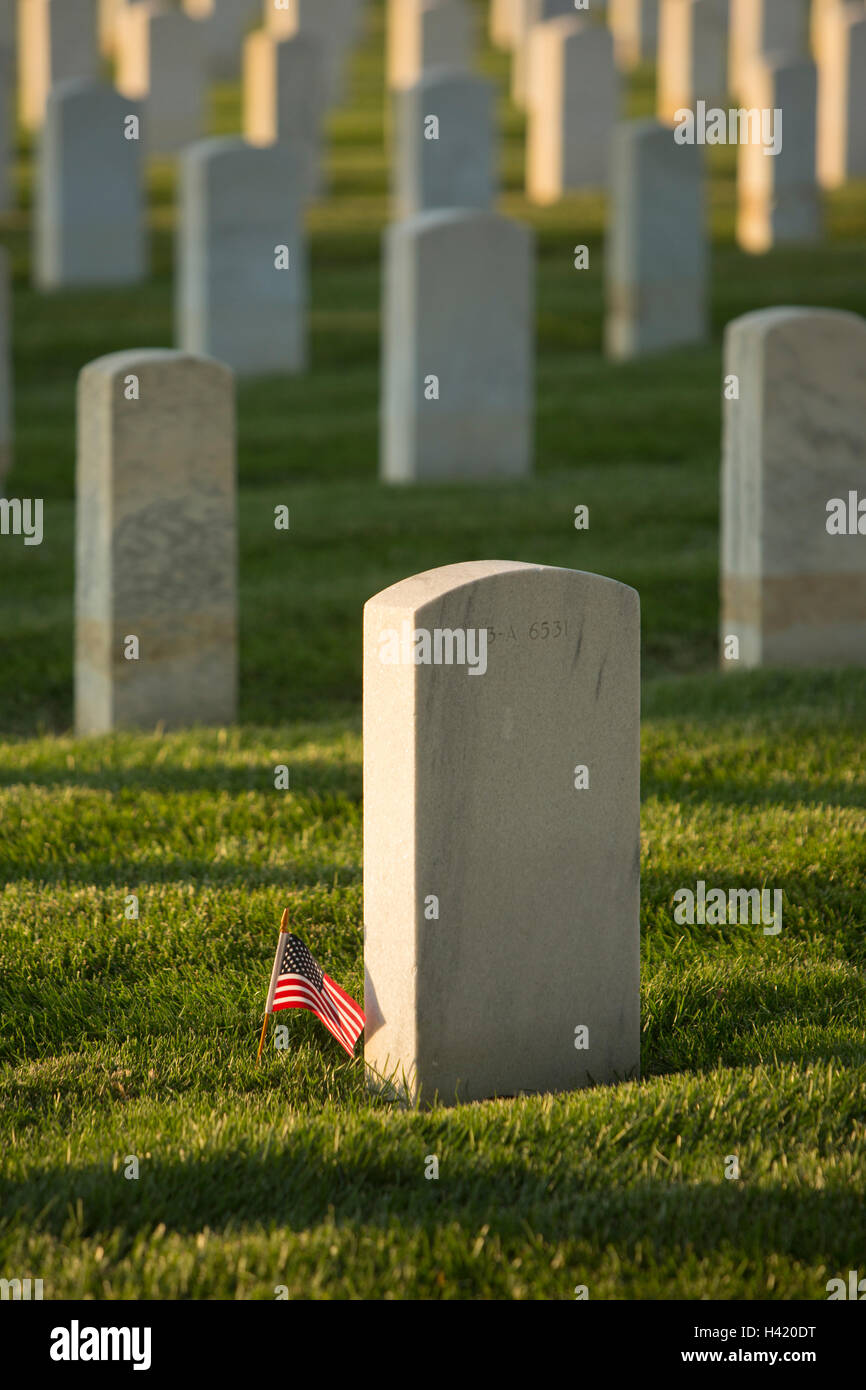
[605,119,707,359]
[183,0,259,79]
[489,0,517,49]
[387,0,473,91]
[608,0,660,69]
[115,4,206,155]
[35,80,144,288]
[526,18,619,202]
[75,350,237,734]
[393,66,495,217]
[18,0,98,130]
[657,0,729,124]
[243,29,326,198]
[721,308,866,669]
[363,559,641,1107]
[381,208,534,482]
[736,54,821,254]
[510,0,575,105]
[728,0,809,97]
[817,3,866,189]
[176,137,308,376]
[264,0,347,104]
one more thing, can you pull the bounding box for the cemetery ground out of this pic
[1,6,865,1299]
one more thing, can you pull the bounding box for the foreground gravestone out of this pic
[728,0,809,96]
[736,55,820,254]
[363,559,641,1106]
[657,0,729,124]
[393,67,494,217]
[526,18,618,201]
[19,0,98,130]
[243,29,326,198]
[115,4,205,155]
[721,308,866,669]
[381,208,533,482]
[817,3,866,190]
[0,247,11,492]
[605,120,706,359]
[608,0,659,70]
[176,137,307,376]
[35,80,144,289]
[387,0,473,90]
[75,350,237,734]
[510,0,576,105]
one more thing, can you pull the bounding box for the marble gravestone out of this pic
[380,208,534,482]
[75,350,237,734]
[176,137,307,376]
[608,0,660,70]
[490,0,516,50]
[720,308,866,669]
[605,120,707,359]
[387,0,473,90]
[509,0,576,106]
[115,3,206,155]
[526,18,618,201]
[363,559,641,1107]
[243,29,326,198]
[393,67,495,217]
[35,80,144,289]
[19,0,98,130]
[182,0,259,80]
[736,55,820,254]
[817,3,866,190]
[264,0,346,104]
[656,0,729,125]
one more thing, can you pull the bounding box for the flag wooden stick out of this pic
[257,907,289,1064]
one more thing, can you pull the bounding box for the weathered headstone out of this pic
[363,559,641,1107]
[728,0,809,97]
[526,18,618,202]
[176,137,307,376]
[75,350,237,734]
[510,0,575,106]
[381,208,534,482]
[605,120,707,359]
[35,80,144,289]
[720,308,866,669]
[387,0,473,90]
[736,55,820,254]
[817,3,866,190]
[98,0,149,58]
[393,66,495,217]
[608,0,660,70]
[0,248,11,493]
[18,0,98,130]
[657,0,729,125]
[242,29,326,198]
[115,3,206,155]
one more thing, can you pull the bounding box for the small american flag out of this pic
[267,931,365,1057]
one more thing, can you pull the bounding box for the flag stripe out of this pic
[273,979,362,1051]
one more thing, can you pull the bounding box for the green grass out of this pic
[1,2,865,1300]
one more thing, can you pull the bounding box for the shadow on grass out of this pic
[1,1156,862,1269]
